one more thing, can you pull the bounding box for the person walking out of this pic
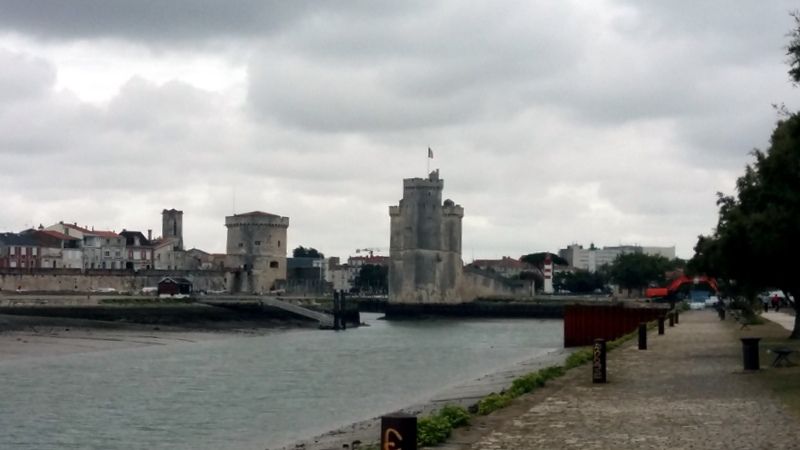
[772,294,781,312]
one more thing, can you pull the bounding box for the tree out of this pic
[520,252,569,268]
[691,113,800,337]
[608,253,670,296]
[788,11,800,84]
[354,264,388,294]
[690,15,800,337]
[292,246,324,258]
[554,269,607,294]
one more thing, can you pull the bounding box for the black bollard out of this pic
[381,413,417,450]
[333,291,340,331]
[741,337,761,371]
[592,339,607,384]
[658,316,665,335]
[340,291,347,330]
[668,313,675,327]
[719,308,726,320]
[674,310,679,324]
[638,323,647,350]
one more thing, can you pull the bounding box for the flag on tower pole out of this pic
[428,147,434,158]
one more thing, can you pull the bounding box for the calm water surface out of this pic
[0,314,562,450]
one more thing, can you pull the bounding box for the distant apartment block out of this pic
[559,243,676,272]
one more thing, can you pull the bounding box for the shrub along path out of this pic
[439,309,800,449]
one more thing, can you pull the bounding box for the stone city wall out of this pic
[458,266,533,301]
[0,269,228,293]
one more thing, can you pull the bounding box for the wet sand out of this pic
[0,314,308,361]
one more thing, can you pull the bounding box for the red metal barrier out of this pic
[564,303,669,347]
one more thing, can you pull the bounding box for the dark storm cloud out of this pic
[0,1,421,44]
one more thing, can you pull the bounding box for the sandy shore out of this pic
[271,347,571,450]
[0,314,306,361]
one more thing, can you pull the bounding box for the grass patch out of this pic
[734,314,800,415]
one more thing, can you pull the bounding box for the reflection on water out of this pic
[0,313,562,450]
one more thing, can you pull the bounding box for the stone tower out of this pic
[225,211,289,293]
[389,170,464,303]
[162,208,183,250]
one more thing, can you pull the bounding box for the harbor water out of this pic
[0,313,562,449]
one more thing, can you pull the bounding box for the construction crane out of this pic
[355,247,384,257]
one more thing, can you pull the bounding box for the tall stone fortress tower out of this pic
[162,208,184,250]
[225,211,289,293]
[389,170,465,303]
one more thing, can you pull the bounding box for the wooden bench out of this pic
[770,347,796,367]
[730,310,751,330]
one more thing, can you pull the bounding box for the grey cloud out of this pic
[0,48,55,102]
[0,1,422,44]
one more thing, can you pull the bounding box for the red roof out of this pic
[90,230,120,238]
[38,230,80,241]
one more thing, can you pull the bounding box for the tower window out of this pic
[255,241,261,246]
[270,261,279,268]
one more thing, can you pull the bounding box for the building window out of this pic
[9,247,14,255]
[104,251,110,257]
[270,261,279,268]
[115,251,121,257]
[238,243,244,247]
[10,261,16,268]
[106,239,110,244]
[255,241,261,246]
[277,240,281,248]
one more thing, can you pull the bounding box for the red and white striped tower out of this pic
[543,254,554,294]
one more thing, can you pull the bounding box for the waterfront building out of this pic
[120,230,154,271]
[27,229,82,269]
[559,243,676,272]
[46,222,126,269]
[0,232,41,269]
[468,256,533,278]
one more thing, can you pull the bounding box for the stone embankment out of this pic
[441,309,800,449]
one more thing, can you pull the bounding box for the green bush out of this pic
[438,404,470,427]
[477,392,512,415]
[417,415,451,446]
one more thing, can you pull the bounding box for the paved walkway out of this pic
[445,310,800,449]
[762,311,796,332]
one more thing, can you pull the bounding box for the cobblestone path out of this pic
[447,310,800,450]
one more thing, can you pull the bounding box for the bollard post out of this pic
[674,310,679,324]
[741,337,761,371]
[719,308,725,320]
[340,291,347,330]
[333,291,340,331]
[592,339,607,384]
[668,313,675,327]
[658,316,665,335]
[381,413,417,450]
[638,323,647,350]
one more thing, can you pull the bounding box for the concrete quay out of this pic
[441,309,800,450]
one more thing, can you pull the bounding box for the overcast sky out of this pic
[1,1,798,260]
